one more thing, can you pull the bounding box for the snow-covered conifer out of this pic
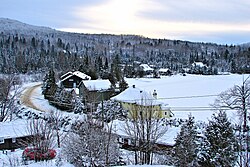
[198,111,238,167]
[173,114,199,167]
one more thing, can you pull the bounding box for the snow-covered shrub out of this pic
[22,147,56,161]
[62,118,121,166]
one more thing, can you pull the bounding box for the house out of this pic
[0,120,33,150]
[158,68,172,76]
[111,120,177,152]
[139,64,154,75]
[111,85,172,119]
[60,71,91,89]
[192,62,206,68]
[190,62,209,74]
[79,79,114,104]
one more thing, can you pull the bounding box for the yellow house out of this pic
[111,85,172,119]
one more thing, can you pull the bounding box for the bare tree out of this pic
[123,99,168,165]
[47,109,65,148]
[25,118,55,162]
[214,76,250,167]
[0,75,21,122]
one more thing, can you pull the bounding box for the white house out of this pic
[139,64,154,74]
[192,62,207,68]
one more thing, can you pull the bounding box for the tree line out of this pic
[1,31,250,77]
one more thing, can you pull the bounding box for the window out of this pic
[128,139,131,145]
[118,137,124,143]
[69,79,74,81]
[0,137,4,144]
[12,138,16,143]
[135,140,139,146]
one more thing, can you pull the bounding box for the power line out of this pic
[158,94,219,100]
[20,92,240,113]
[170,107,234,111]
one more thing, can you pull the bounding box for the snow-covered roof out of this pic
[140,64,154,72]
[73,71,91,80]
[60,71,73,79]
[82,79,111,91]
[0,120,30,139]
[110,119,178,146]
[111,85,162,106]
[61,71,91,82]
[192,62,206,67]
[159,68,170,72]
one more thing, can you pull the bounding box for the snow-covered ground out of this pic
[0,74,246,166]
[125,74,244,123]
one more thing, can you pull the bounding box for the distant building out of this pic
[192,62,207,68]
[158,68,172,76]
[139,64,154,75]
[111,85,172,119]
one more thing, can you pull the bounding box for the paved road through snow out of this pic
[20,83,54,112]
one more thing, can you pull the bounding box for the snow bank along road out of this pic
[20,83,47,112]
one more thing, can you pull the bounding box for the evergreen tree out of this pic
[111,54,122,82]
[104,57,109,70]
[198,111,238,167]
[87,68,98,80]
[42,69,57,99]
[119,77,128,92]
[174,114,199,167]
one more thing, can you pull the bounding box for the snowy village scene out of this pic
[1,1,250,167]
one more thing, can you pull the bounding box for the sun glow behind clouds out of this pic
[73,0,142,33]
[58,0,250,43]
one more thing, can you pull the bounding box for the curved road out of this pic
[20,83,46,112]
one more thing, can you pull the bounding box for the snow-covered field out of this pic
[0,74,246,166]
[125,74,244,123]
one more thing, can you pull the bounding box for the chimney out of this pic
[153,90,157,99]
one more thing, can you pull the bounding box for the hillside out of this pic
[0,18,56,36]
[0,18,249,76]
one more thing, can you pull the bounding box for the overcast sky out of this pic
[1,0,250,44]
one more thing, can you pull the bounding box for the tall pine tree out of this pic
[42,69,57,99]
[174,114,199,167]
[198,111,238,167]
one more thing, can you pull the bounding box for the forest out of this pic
[0,18,250,78]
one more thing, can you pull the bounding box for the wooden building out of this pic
[60,71,91,88]
[79,79,114,103]
[0,120,33,150]
[158,68,172,76]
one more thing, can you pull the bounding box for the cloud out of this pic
[0,0,106,27]
[70,0,143,33]
[1,0,250,44]
[138,0,250,24]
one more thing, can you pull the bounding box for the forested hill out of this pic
[0,18,249,76]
